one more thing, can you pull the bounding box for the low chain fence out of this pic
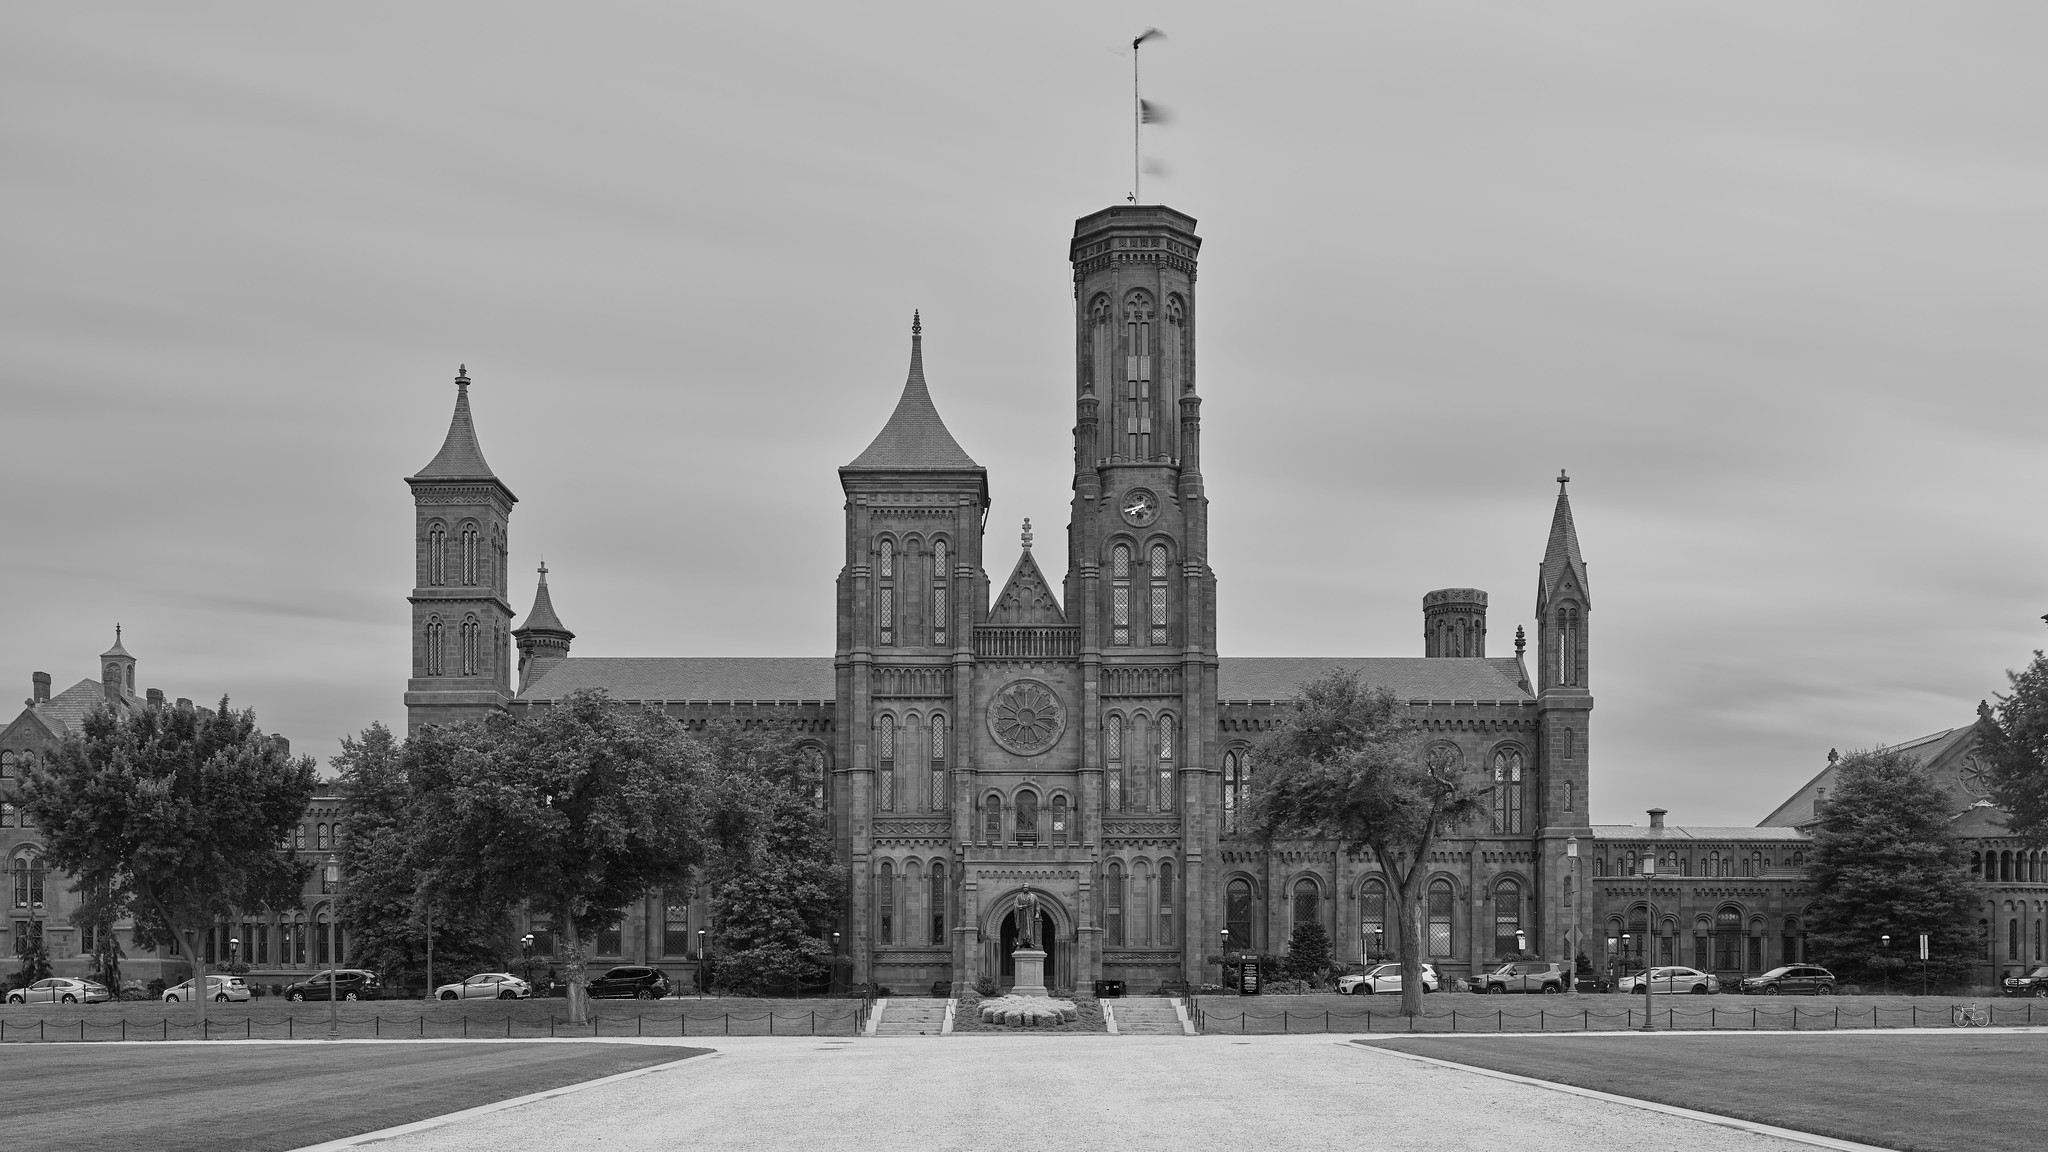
[0,1003,863,1044]
[1185,997,2042,1036]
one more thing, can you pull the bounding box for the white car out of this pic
[6,977,112,1005]
[162,975,251,1003]
[436,972,532,1001]
[1619,966,1720,995]
[1337,963,1441,995]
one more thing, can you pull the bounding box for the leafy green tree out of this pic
[13,935,52,988]
[19,697,314,1037]
[1805,748,1977,987]
[1973,652,2048,846]
[695,720,841,995]
[1247,670,1489,1014]
[1282,919,1334,984]
[71,883,127,992]
[404,691,701,1022]
[334,724,510,996]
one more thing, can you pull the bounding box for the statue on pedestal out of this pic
[1013,886,1040,951]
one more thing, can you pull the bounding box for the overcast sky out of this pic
[5,3,2045,826]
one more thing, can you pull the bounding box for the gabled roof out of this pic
[843,318,981,472]
[1756,726,1975,829]
[410,369,511,493]
[1217,657,1533,705]
[514,564,572,637]
[26,678,135,738]
[989,542,1064,625]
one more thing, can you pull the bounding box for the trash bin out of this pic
[1093,979,1126,998]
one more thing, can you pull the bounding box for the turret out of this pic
[1423,589,1487,657]
[514,562,575,692]
[100,625,135,703]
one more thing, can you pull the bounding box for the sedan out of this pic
[1738,965,1836,995]
[6,977,112,1005]
[2001,966,2048,998]
[163,975,251,1003]
[1337,963,1441,995]
[1620,966,1720,995]
[437,973,532,1001]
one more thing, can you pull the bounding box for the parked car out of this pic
[1479,961,1572,994]
[1738,965,1835,995]
[283,969,382,1002]
[2001,966,2048,998]
[162,975,251,1003]
[1619,966,1720,995]
[585,965,672,1000]
[1336,963,1440,995]
[436,973,532,1001]
[6,977,112,1005]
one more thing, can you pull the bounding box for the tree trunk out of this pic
[562,902,588,1025]
[1397,878,1426,1017]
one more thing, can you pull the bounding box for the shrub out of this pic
[973,973,999,996]
[1282,921,1334,982]
[1263,978,1315,995]
[118,987,149,1001]
[270,983,286,997]
[146,978,167,998]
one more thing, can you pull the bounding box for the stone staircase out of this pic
[873,997,951,1037]
[1109,996,1189,1035]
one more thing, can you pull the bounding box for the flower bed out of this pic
[951,992,1105,1033]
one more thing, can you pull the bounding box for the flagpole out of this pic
[1133,35,1142,203]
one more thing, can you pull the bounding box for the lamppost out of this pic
[1566,836,1581,984]
[832,931,841,996]
[1515,929,1527,958]
[697,929,708,995]
[521,932,536,987]
[1611,934,1624,992]
[1881,935,1891,996]
[1638,854,1657,1032]
[326,855,342,1042]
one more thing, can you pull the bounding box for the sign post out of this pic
[1919,932,1929,997]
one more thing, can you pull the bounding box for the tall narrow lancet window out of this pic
[1110,544,1132,646]
[930,862,946,946]
[931,540,948,647]
[983,794,1001,841]
[877,862,894,945]
[1106,714,1125,811]
[807,748,826,810]
[1564,779,1576,813]
[1124,291,1154,459]
[877,539,895,646]
[1148,544,1170,645]
[461,527,480,586]
[877,715,896,812]
[1226,878,1253,950]
[1222,752,1239,833]
[1015,791,1038,844]
[1491,746,1524,834]
[1427,879,1455,957]
[426,525,447,586]
[1089,295,1113,405]
[1050,794,1069,846]
[424,618,445,676]
[1163,293,1187,409]
[1360,879,1387,959]
[1558,606,1581,686]
[1105,863,1125,946]
[1494,878,1523,957]
[1158,860,1176,945]
[1292,877,1320,934]
[1156,714,1175,811]
[928,715,946,812]
[460,616,480,676]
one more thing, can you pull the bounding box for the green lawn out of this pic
[0,1042,706,1152]
[0,996,860,1041]
[1355,1032,2045,1152]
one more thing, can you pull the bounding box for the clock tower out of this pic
[1066,205,1217,985]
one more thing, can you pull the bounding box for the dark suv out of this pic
[284,969,382,1002]
[585,965,671,1000]
[1478,961,1571,994]
[1739,965,1836,995]
[2001,966,2048,997]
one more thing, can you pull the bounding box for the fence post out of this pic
[246,1019,251,1039]
[1833,1008,1838,1029]
[420,1017,425,1038]
[1751,1008,1756,1029]
[811,1011,817,1034]
[509,1017,514,1038]
[1583,1009,1588,1031]
[1625,1009,1631,1029]
[682,1014,687,1037]
[375,1017,380,1037]
[550,1017,556,1038]
[1451,1010,1457,1032]
[463,1017,468,1039]
[1792,1007,1798,1030]
[1282,1011,1289,1032]
[1498,1009,1503,1032]
[1325,1010,1330,1031]
[769,1014,774,1036]
[724,1013,730,1036]
[121,1020,126,1042]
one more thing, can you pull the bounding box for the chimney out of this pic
[32,672,51,705]
[1647,807,1667,830]
[146,688,165,706]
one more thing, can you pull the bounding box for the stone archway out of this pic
[979,887,1076,992]
[998,908,1058,990]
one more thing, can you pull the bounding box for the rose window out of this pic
[988,679,1065,756]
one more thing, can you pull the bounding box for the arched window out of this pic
[1050,794,1069,847]
[1750,851,1763,877]
[930,862,947,946]
[1123,291,1155,459]
[1624,850,1637,877]
[2011,917,2022,961]
[1226,878,1254,951]
[983,794,1001,842]
[1106,863,1125,946]
[424,617,445,676]
[1564,779,1575,813]
[1563,728,1576,759]
[1156,714,1175,812]
[322,859,339,894]
[13,851,46,909]
[1223,752,1240,833]
[314,823,329,850]
[1106,714,1125,811]
[0,803,13,829]
[1782,916,1802,965]
[1360,878,1387,960]
[1713,908,1742,970]
[806,747,826,810]
[877,539,895,646]
[1015,791,1038,844]
[877,861,894,945]
[426,523,447,586]
[1557,605,1581,686]
[931,540,949,647]
[0,751,12,778]
[1494,878,1523,957]
[460,616,480,676]
[1708,850,1720,878]
[1159,860,1176,945]
[293,824,306,850]
[461,527,480,586]
[1427,879,1455,957]
[928,715,946,812]
[1292,877,1320,934]
[1490,746,1524,834]
[1110,544,1132,646]
[1148,543,1170,645]
[876,715,896,813]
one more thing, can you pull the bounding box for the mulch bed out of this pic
[950,992,1106,1033]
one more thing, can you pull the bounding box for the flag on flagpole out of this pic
[1139,99,1172,124]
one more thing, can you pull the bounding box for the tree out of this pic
[334,724,510,996]
[1247,670,1488,1015]
[1805,748,1977,987]
[72,882,127,993]
[19,697,314,1038]
[1973,651,2048,847]
[1282,919,1333,984]
[695,720,841,995]
[404,691,702,1022]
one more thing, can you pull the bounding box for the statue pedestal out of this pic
[1010,948,1048,997]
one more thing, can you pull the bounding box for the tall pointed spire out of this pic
[411,365,505,485]
[843,314,981,471]
[1539,469,1588,606]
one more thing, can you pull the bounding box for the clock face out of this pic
[1120,488,1159,526]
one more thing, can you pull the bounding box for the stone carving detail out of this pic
[987,679,1066,756]
[1425,741,1462,774]
[873,666,951,697]
[1101,666,1180,696]
[1103,820,1179,838]
[874,818,951,838]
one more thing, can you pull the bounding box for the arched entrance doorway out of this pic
[999,908,1058,990]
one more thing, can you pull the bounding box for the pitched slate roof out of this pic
[1591,824,1810,842]
[1756,726,1972,829]
[517,657,836,703]
[844,320,980,472]
[514,565,572,636]
[410,370,508,487]
[1539,477,1589,606]
[989,545,1065,625]
[1217,657,1533,704]
[28,678,136,737]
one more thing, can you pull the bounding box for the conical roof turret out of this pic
[100,623,133,661]
[515,563,573,638]
[844,313,981,471]
[411,366,511,492]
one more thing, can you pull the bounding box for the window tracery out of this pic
[928,715,946,812]
[1106,713,1125,811]
[931,540,948,647]
[1427,878,1455,956]
[1106,862,1125,946]
[877,715,896,812]
[1148,544,1170,645]
[1490,745,1525,834]
[1110,544,1132,646]
[877,539,895,646]
[1226,877,1254,951]
[1123,290,1155,459]
[1156,713,1175,811]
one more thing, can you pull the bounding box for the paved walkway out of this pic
[339,1034,1812,1151]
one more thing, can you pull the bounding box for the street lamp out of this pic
[326,856,342,1041]
[1638,854,1657,1032]
[832,931,842,996]
[1881,935,1892,996]
[520,933,537,987]
[1566,836,1580,983]
[697,929,708,995]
